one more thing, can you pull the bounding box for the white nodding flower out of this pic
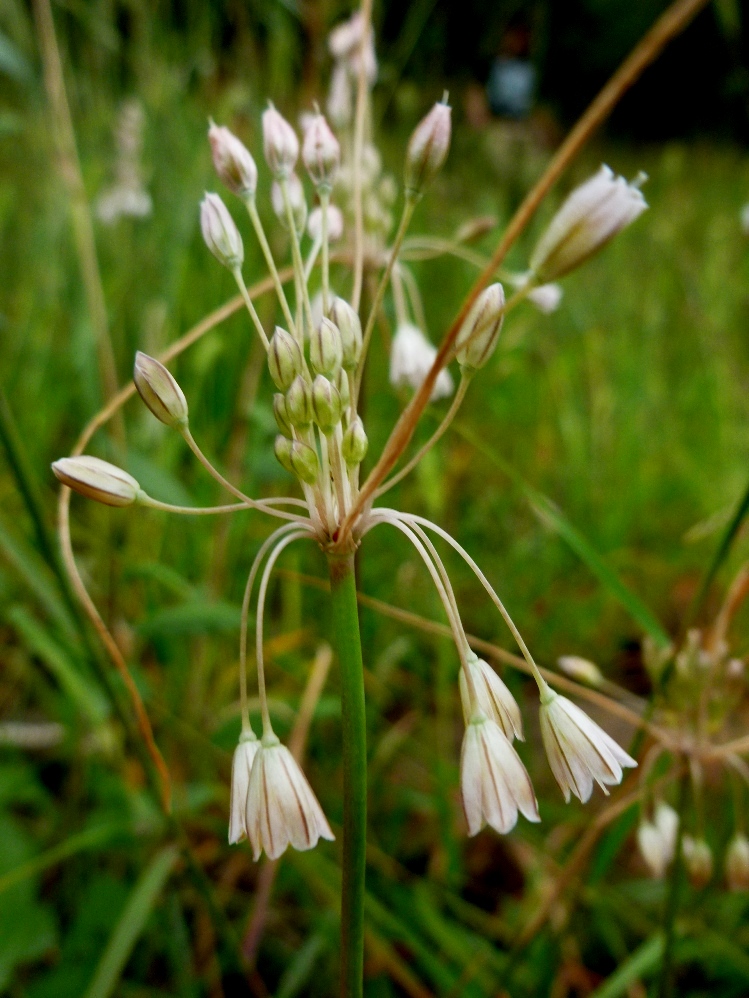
[262,106,299,180]
[52,456,141,508]
[307,204,344,243]
[460,716,540,836]
[637,803,678,878]
[228,731,260,845]
[459,651,523,741]
[539,686,637,803]
[302,113,340,191]
[328,12,377,84]
[557,655,603,687]
[389,322,454,401]
[726,833,749,891]
[271,173,307,236]
[527,282,563,314]
[245,736,334,861]
[529,165,647,282]
[208,122,258,199]
[327,61,353,129]
[200,193,243,271]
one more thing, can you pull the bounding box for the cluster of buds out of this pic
[54,11,656,865]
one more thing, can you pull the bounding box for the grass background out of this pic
[3,0,749,994]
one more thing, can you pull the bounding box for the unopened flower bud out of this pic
[311,375,342,432]
[683,836,713,888]
[271,173,307,236]
[286,375,313,427]
[200,193,243,270]
[302,113,340,191]
[330,296,362,369]
[529,165,647,282]
[273,394,293,438]
[52,456,141,508]
[307,204,344,243]
[342,416,368,465]
[327,62,352,128]
[335,368,350,409]
[290,440,319,484]
[455,283,504,371]
[274,435,294,474]
[133,352,188,429]
[726,834,749,891]
[208,122,258,199]
[268,327,303,391]
[262,105,299,180]
[404,97,451,198]
[557,655,603,687]
[310,318,343,376]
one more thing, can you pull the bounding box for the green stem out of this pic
[327,553,367,998]
[658,768,688,998]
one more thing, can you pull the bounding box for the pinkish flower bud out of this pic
[133,352,188,429]
[262,106,299,180]
[302,113,340,191]
[52,456,141,508]
[404,97,451,198]
[208,122,258,198]
[200,193,243,270]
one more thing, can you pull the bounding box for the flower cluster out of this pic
[54,14,653,861]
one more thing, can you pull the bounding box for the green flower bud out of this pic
[335,368,350,409]
[330,297,362,370]
[273,394,293,438]
[311,375,342,433]
[268,326,303,391]
[134,352,188,429]
[286,375,313,427]
[290,440,319,485]
[342,417,368,465]
[310,317,343,377]
[274,435,294,474]
[455,283,505,371]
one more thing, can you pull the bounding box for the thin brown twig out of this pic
[338,0,711,543]
[32,0,123,443]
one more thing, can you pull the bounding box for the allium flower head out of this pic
[459,651,523,741]
[245,737,334,860]
[228,732,260,844]
[52,456,141,508]
[200,193,243,271]
[208,122,258,198]
[539,687,636,803]
[389,322,454,401]
[530,165,647,282]
[460,717,539,835]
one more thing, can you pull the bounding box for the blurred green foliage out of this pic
[2,0,749,995]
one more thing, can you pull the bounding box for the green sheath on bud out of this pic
[134,352,189,429]
[311,375,342,433]
[290,440,319,484]
[330,297,362,370]
[274,435,294,474]
[273,394,293,438]
[404,98,451,198]
[286,375,313,427]
[310,317,343,377]
[455,283,505,371]
[342,417,368,465]
[268,326,303,391]
[335,368,350,409]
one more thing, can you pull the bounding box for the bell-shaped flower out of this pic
[459,651,523,741]
[228,731,260,845]
[460,715,539,836]
[529,165,647,282]
[539,686,637,803]
[637,802,678,878]
[245,736,334,860]
[389,322,453,401]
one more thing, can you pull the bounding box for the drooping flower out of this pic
[637,802,679,878]
[389,322,454,401]
[52,456,141,508]
[459,651,523,741]
[529,165,647,282]
[460,716,539,835]
[539,686,637,803]
[245,736,334,860]
[683,835,713,888]
[726,833,749,891]
[228,732,260,845]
